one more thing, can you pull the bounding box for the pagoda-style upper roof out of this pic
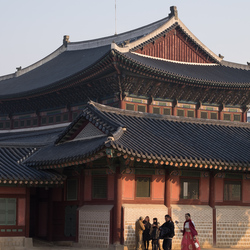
[0,6,249,102]
[25,101,250,172]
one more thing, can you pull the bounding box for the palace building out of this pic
[0,6,250,249]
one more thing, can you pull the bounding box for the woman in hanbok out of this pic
[181,213,200,250]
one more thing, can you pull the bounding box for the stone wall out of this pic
[216,206,250,248]
[0,237,32,249]
[77,204,250,249]
[78,205,113,248]
[123,204,168,250]
[171,205,213,249]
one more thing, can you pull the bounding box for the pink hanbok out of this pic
[181,219,200,250]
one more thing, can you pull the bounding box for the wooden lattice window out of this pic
[187,110,194,118]
[136,177,151,198]
[48,116,54,124]
[233,114,241,122]
[153,107,160,114]
[13,121,19,128]
[0,198,16,225]
[177,109,184,117]
[126,103,135,111]
[56,115,61,123]
[163,108,171,115]
[67,179,78,201]
[26,120,31,126]
[92,176,107,199]
[210,112,218,120]
[180,179,199,199]
[201,111,208,119]
[64,205,77,237]
[20,120,25,127]
[41,117,47,125]
[223,114,231,121]
[33,119,38,126]
[63,113,69,121]
[224,181,241,201]
[5,122,10,128]
[138,105,146,112]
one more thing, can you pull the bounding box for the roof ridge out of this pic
[220,60,250,70]
[67,16,170,51]
[88,101,125,130]
[90,101,250,129]
[0,45,66,80]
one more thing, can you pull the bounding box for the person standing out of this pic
[181,213,200,250]
[135,216,145,250]
[150,218,160,250]
[160,214,175,250]
[143,216,151,250]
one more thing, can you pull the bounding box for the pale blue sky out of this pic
[0,0,249,76]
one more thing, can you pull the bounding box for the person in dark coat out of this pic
[160,214,175,250]
[150,218,160,250]
[143,216,151,250]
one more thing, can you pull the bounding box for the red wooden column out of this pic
[209,173,216,247]
[25,187,30,237]
[79,170,85,207]
[47,188,53,241]
[113,167,122,245]
[165,171,171,216]
[242,110,247,122]
[120,99,125,110]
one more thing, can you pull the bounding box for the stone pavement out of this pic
[20,242,250,250]
[15,239,250,250]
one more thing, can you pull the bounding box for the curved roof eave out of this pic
[113,49,250,88]
[0,45,112,100]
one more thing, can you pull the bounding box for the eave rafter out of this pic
[114,150,250,173]
[28,146,250,174]
[128,78,143,96]
[150,81,163,98]
[33,151,107,170]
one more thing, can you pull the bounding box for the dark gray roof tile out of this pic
[24,102,250,169]
[0,46,111,98]
[122,52,250,86]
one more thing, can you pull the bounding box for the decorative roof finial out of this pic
[63,35,70,47]
[219,54,224,59]
[170,6,178,20]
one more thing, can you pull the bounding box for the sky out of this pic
[0,0,249,76]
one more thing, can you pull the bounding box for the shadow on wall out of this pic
[123,224,135,248]
[216,207,250,248]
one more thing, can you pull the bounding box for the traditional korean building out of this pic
[0,5,250,249]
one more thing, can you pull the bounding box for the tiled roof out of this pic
[0,45,111,98]
[1,12,250,100]
[0,146,65,185]
[25,102,250,171]
[119,51,250,87]
[0,15,171,99]
[0,126,65,147]
[0,127,67,185]
[25,136,108,168]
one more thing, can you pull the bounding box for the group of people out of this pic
[135,213,200,250]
